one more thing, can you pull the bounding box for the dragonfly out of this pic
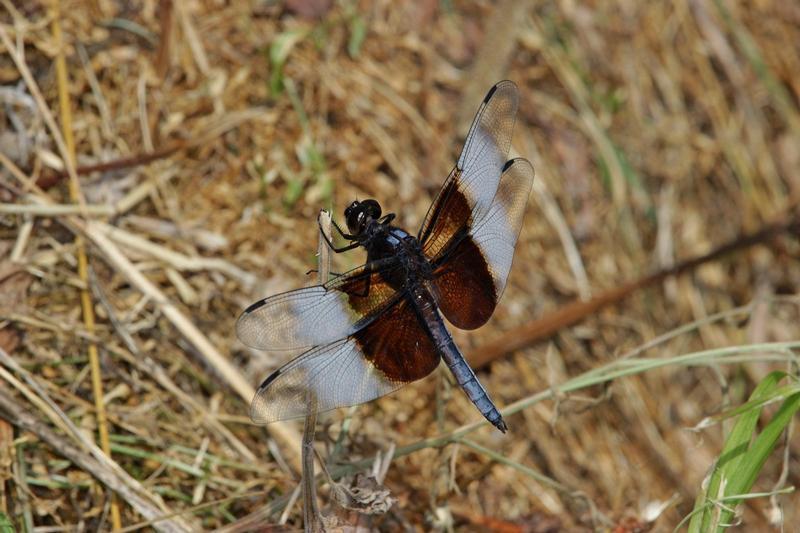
[237,80,534,432]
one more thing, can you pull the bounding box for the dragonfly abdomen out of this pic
[411,286,508,433]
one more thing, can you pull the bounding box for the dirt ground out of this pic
[1,1,799,531]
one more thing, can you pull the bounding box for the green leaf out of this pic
[0,512,14,533]
[721,392,800,516]
[268,30,307,95]
[687,371,800,532]
[283,176,307,208]
[348,14,366,58]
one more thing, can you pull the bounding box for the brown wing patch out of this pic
[419,168,473,262]
[354,297,441,383]
[431,236,497,330]
[329,262,401,319]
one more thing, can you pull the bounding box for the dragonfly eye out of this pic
[345,202,366,234]
[362,199,382,220]
[344,201,359,220]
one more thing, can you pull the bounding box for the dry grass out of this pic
[1,0,799,531]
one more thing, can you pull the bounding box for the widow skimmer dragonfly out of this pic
[237,81,534,433]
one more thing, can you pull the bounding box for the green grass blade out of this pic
[0,512,13,533]
[692,381,800,431]
[688,371,798,532]
[717,392,800,527]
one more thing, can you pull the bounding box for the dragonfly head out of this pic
[345,199,382,235]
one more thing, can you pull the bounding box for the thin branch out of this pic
[469,211,800,368]
[49,6,122,527]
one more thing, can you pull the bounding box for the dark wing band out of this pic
[418,80,520,260]
[417,81,533,329]
[249,296,441,423]
[236,259,402,351]
[431,158,534,329]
